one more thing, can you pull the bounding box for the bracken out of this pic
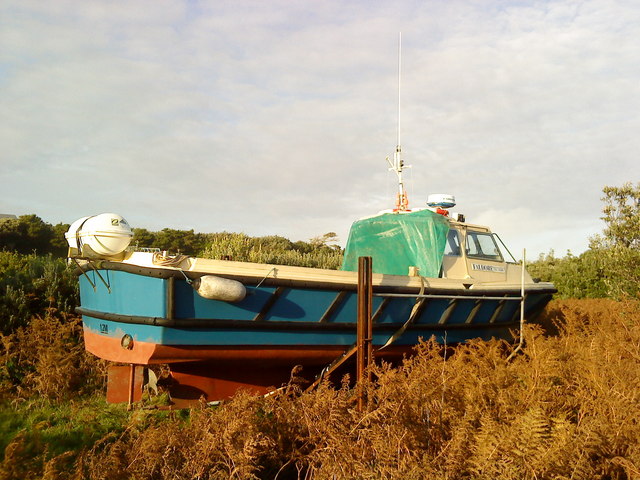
[69,298,640,480]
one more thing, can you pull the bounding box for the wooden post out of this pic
[357,256,373,411]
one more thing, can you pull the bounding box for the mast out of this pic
[387,32,410,212]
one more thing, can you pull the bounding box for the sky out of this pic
[1,0,639,259]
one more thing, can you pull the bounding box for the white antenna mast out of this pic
[386,32,410,211]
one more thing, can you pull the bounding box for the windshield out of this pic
[444,229,461,256]
[465,231,504,262]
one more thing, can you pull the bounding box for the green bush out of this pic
[0,252,78,334]
[0,396,131,479]
[200,232,343,270]
[528,247,639,299]
[598,245,640,298]
[528,250,608,299]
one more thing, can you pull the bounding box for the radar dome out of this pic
[427,194,456,209]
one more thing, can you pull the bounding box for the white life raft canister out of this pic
[65,213,133,256]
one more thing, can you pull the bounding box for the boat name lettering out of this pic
[471,263,505,273]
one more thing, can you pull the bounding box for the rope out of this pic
[151,252,189,267]
[152,253,192,284]
[256,267,277,288]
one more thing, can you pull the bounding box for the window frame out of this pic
[443,229,462,257]
[464,231,505,262]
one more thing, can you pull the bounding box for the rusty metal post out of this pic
[357,256,373,411]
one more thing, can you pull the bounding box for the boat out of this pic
[67,192,555,405]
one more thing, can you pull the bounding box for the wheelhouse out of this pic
[442,221,527,284]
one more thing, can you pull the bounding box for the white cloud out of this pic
[1,0,638,256]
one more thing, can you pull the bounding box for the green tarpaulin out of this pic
[341,209,450,277]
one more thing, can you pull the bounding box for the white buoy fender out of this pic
[193,275,246,303]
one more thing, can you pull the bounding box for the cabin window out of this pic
[444,229,461,256]
[465,232,504,261]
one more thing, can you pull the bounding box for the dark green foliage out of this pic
[0,251,78,334]
[528,249,609,299]
[528,247,640,299]
[590,182,640,298]
[0,215,69,256]
[150,228,209,256]
[600,245,640,298]
[50,222,72,255]
[133,226,212,256]
[131,227,157,248]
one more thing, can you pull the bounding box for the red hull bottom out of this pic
[84,329,414,405]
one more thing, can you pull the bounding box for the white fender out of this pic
[193,275,246,303]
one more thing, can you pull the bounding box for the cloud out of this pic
[1,0,638,257]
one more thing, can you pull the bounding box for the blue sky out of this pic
[1,0,639,258]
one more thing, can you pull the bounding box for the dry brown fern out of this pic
[68,299,640,480]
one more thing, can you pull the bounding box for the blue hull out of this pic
[78,268,552,356]
[75,262,555,403]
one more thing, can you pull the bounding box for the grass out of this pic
[0,397,126,456]
[0,396,131,479]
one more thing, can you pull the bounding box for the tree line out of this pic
[0,215,341,260]
[0,215,69,256]
[0,215,220,258]
[527,182,639,299]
